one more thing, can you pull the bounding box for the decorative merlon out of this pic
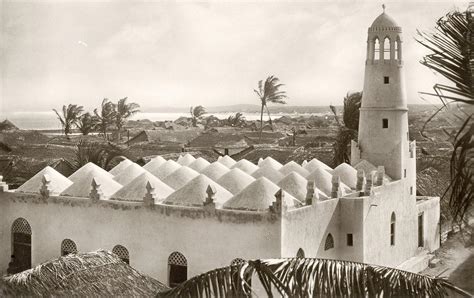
[331,175,342,198]
[40,174,51,199]
[89,178,103,202]
[375,166,385,186]
[364,172,374,196]
[305,180,315,205]
[270,189,287,214]
[204,184,216,209]
[143,181,156,206]
[356,169,365,192]
[0,175,8,192]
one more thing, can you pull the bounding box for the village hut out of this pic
[278,172,325,202]
[223,177,298,211]
[162,166,200,189]
[279,161,310,177]
[109,159,134,176]
[188,157,211,172]
[111,172,174,202]
[231,159,259,175]
[68,162,113,183]
[216,168,255,194]
[148,160,181,180]
[15,166,73,195]
[200,162,230,181]
[113,163,147,186]
[177,153,196,166]
[216,155,236,168]
[258,156,283,170]
[332,163,358,189]
[251,164,285,183]
[2,250,168,296]
[163,174,233,208]
[303,158,332,173]
[61,168,122,198]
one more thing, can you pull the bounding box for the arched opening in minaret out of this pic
[383,37,391,60]
[374,38,381,61]
[396,37,401,60]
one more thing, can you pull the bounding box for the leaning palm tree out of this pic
[114,97,140,141]
[158,257,470,297]
[190,106,206,127]
[330,91,362,166]
[52,104,84,139]
[416,6,473,224]
[94,98,116,140]
[254,76,288,141]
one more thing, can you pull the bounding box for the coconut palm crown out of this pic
[114,97,140,140]
[52,104,84,139]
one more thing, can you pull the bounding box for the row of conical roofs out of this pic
[15,154,389,211]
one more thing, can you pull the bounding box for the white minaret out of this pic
[352,6,415,181]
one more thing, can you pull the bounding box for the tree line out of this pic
[53,98,140,140]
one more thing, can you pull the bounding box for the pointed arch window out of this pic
[390,212,396,246]
[9,218,32,274]
[374,38,381,61]
[168,251,188,287]
[383,37,391,60]
[112,245,130,264]
[296,248,305,258]
[324,233,334,250]
[61,239,77,256]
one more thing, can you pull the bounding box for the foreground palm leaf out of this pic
[158,258,469,297]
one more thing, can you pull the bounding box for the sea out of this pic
[0,111,328,131]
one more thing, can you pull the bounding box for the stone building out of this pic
[0,9,440,286]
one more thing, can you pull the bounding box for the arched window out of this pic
[324,233,334,250]
[374,38,381,60]
[296,248,305,258]
[112,245,130,264]
[168,251,187,287]
[61,239,77,256]
[9,218,32,274]
[396,37,402,60]
[230,258,246,266]
[390,212,396,246]
[383,37,391,60]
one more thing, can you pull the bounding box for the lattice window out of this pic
[12,218,31,235]
[324,234,334,251]
[168,252,187,266]
[230,258,246,266]
[61,239,77,256]
[112,245,130,264]
[296,248,305,258]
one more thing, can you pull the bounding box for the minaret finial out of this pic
[382,4,386,13]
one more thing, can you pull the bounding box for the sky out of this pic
[0,0,469,112]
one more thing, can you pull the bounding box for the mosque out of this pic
[0,9,440,285]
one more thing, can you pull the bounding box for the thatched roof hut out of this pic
[3,250,168,296]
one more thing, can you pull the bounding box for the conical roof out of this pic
[111,172,174,202]
[61,168,122,198]
[163,174,233,208]
[231,159,258,175]
[258,157,283,169]
[217,155,236,168]
[143,156,167,172]
[306,167,350,196]
[16,166,72,195]
[217,168,255,194]
[201,162,230,181]
[109,159,133,176]
[303,158,332,173]
[177,153,196,166]
[277,172,323,202]
[148,160,181,180]
[68,162,113,183]
[279,161,310,177]
[113,163,147,185]
[251,164,284,183]
[332,163,357,189]
[188,157,211,172]
[162,166,199,189]
[223,177,298,211]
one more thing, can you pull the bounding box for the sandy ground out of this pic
[421,230,474,294]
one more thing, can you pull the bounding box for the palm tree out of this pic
[72,139,127,171]
[416,6,473,224]
[52,104,84,139]
[254,76,288,141]
[226,112,246,127]
[158,257,470,297]
[94,99,116,140]
[77,112,98,136]
[114,97,140,141]
[330,92,362,166]
[190,106,206,127]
